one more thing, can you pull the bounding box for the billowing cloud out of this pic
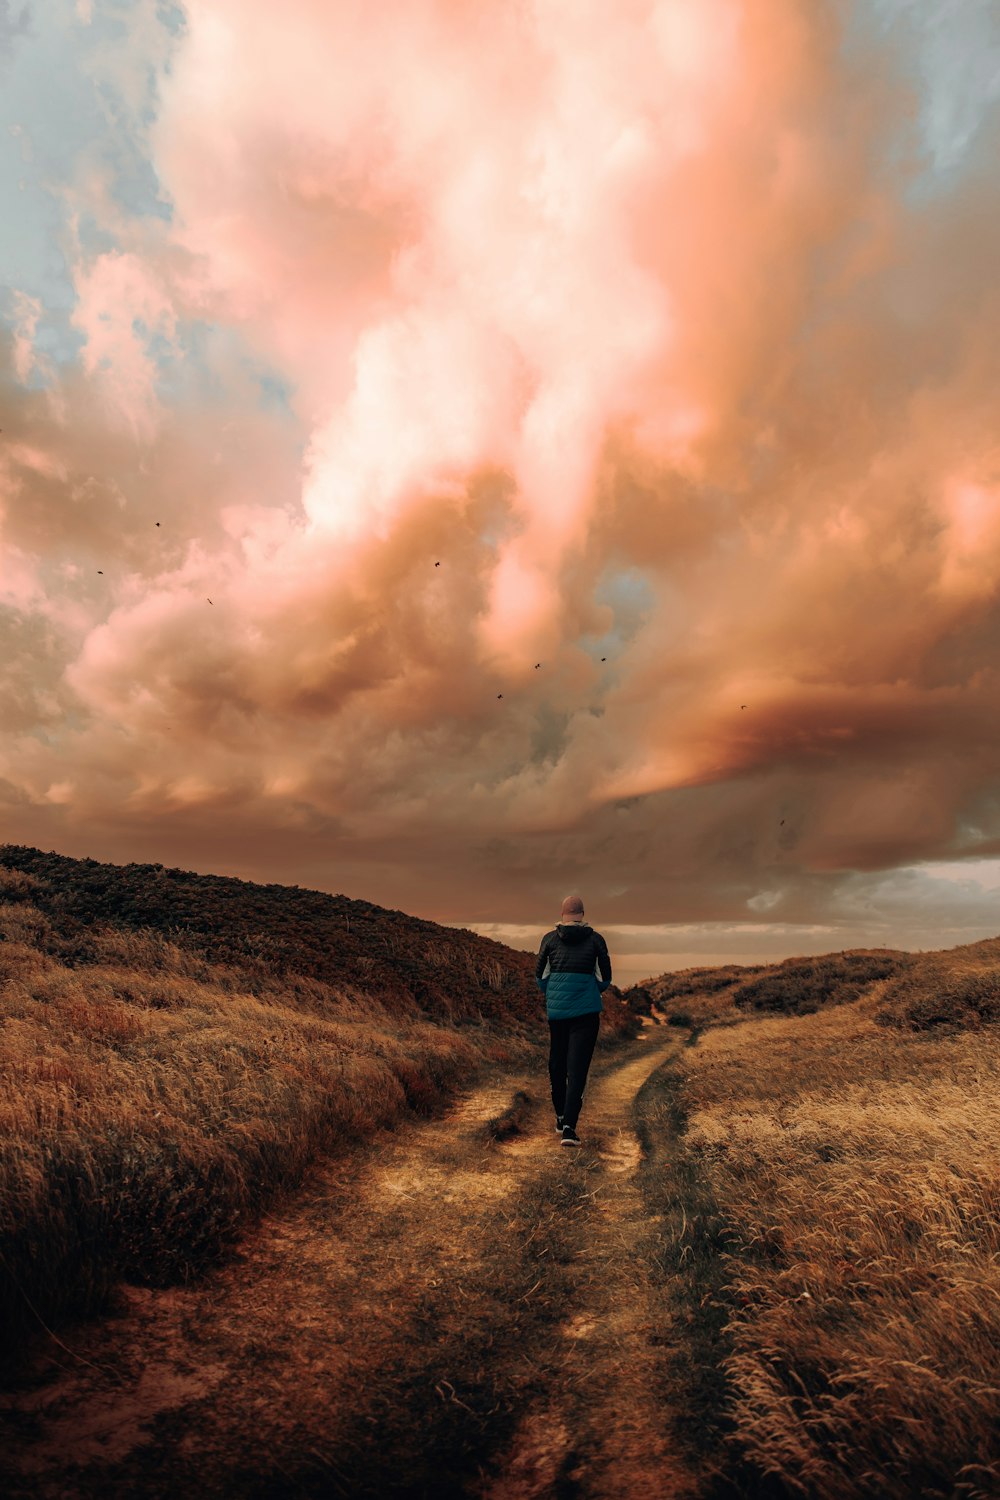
[2,0,1000,964]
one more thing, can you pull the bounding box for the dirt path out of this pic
[1,1026,696,1499]
[486,1037,699,1500]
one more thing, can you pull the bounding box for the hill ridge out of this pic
[0,843,539,1028]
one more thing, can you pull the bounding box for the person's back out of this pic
[536,894,612,1145]
[536,920,609,1020]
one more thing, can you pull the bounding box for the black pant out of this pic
[548,1012,601,1130]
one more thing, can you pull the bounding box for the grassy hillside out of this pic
[629,938,1000,1498]
[625,948,915,1031]
[0,844,541,1026]
[0,845,637,1365]
[11,838,998,1496]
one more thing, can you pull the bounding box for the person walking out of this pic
[536,894,612,1147]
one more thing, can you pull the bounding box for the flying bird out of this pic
[534,662,541,669]
[497,694,503,699]
[156,522,160,527]
[207,598,213,605]
[434,560,440,567]
[600,657,606,662]
[780,819,785,826]
[97,570,103,575]
[741,704,747,709]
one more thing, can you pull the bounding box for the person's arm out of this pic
[594,933,612,991]
[536,934,552,993]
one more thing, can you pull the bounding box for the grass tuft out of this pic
[482,1089,534,1142]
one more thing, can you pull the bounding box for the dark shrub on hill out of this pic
[875,966,1000,1032]
[620,986,693,1027]
[598,986,644,1042]
[621,984,653,1016]
[732,952,910,1016]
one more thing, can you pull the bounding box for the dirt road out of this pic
[2,1026,698,1499]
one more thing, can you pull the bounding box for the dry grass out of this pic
[1,1048,669,1499]
[874,939,1000,1032]
[0,897,520,1365]
[0,844,545,1028]
[481,1088,535,1143]
[625,966,766,1031]
[650,945,1000,1498]
[626,952,915,1034]
[0,852,638,1371]
[730,951,911,1017]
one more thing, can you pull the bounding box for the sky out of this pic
[2,0,1000,986]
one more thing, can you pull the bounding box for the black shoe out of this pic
[561,1126,581,1147]
[555,1114,565,1134]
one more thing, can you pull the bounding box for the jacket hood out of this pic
[556,922,593,944]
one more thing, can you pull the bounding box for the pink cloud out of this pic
[2,1,1000,939]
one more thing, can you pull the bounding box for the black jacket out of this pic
[536,922,611,1018]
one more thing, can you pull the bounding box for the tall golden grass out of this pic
[666,945,1000,1498]
[0,852,639,1366]
[0,905,493,1360]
